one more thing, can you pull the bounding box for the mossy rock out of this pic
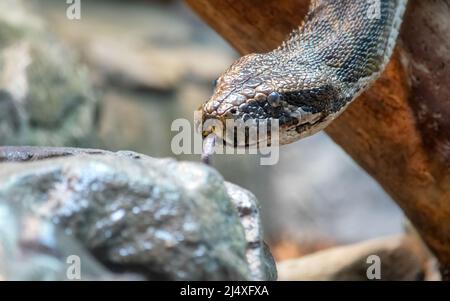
[0,1,99,146]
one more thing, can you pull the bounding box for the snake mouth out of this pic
[293,118,320,133]
[201,120,276,149]
[283,112,329,142]
[202,113,327,149]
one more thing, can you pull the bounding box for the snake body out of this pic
[201,0,408,146]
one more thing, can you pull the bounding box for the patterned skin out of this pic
[200,0,408,146]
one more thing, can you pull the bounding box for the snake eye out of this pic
[212,78,219,88]
[267,92,281,107]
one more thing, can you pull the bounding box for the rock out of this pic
[0,201,141,281]
[0,0,98,146]
[0,146,110,162]
[277,235,432,281]
[226,183,277,281]
[0,149,276,280]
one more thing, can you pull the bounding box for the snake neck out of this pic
[265,0,409,142]
[276,0,408,87]
[202,0,409,146]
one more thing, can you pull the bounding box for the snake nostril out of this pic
[212,78,219,88]
[230,108,237,115]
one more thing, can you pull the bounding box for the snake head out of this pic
[200,53,281,147]
[200,53,338,146]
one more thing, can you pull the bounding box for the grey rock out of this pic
[226,183,277,281]
[0,0,98,146]
[0,201,141,281]
[0,151,275,280]
[0,146,111,162]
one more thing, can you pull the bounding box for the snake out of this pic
[200,0,408,154]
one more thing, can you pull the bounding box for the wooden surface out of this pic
[186,0,450,275]
[277,235,435,281]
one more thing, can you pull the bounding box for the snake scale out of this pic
[201,0,408,149]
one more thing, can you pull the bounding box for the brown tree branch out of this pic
[185,0,450,274]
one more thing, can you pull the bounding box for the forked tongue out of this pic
[201,134,216,165]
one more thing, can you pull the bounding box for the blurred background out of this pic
[1,0,405,261]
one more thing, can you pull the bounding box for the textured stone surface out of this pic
[226,182,277,281]
[0,0,98,146]
[0,150,276,280]
[0,201,140,281]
